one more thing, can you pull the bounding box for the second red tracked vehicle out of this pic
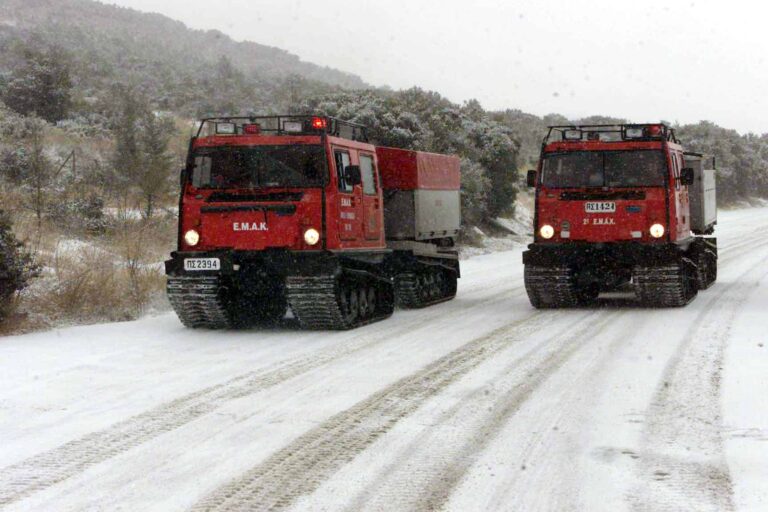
[524,123,717,308]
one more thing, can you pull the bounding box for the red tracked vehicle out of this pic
[523,123,717,308]
[165,115,460,329]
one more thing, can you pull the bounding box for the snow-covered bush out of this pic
[0,210,38,322]
[46,196,109,234]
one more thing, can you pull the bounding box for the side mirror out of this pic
[345,165,362,186]
[526,170,537,188]
[180,167,187,188]
[680,167,695,186]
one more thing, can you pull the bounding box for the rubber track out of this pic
[696,249,718,290]
[167,276,232,329]
[633,261,696,307]
[286,275,393,330]
[523,266,579,308]
[394,270,457,309]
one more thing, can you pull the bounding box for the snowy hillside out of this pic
[0,206,767,511]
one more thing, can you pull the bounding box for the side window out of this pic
[334,150,352,192]
[192,156,211,188]
[671,152,680,190]
[360,154,377,195]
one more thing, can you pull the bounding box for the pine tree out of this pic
[3,45,73,123]
[111,89,143,206]
[0,210,37,321]
[138,113,174,218]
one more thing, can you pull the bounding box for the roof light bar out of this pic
[311,117,327,130]
[215,122,236,135]
[646,124,663,137]
[563,129,582,141]
[282,120,303,133]
[544,123,677,145]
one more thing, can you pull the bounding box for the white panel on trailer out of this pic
[686,154,717,234]
[383,190,461,241]
[414,190,460,240]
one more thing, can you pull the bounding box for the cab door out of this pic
[674,151,691,238]
[359,152,383,241]
[333,147,363,242]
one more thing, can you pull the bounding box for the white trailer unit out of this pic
[685,153,717,235]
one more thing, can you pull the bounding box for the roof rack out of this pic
[544,123,678,145]
[195,115,369,142]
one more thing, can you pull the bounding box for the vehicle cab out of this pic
[528,124,691,247]
[177,115,385,256]
[523,123,714,309]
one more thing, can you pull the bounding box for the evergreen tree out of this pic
[3,45,73,123]
[138,113,174,218]
[111,88,143,205]
[0,210,37,321]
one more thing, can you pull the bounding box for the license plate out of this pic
[184,258,221,271]
[585,201,616,213]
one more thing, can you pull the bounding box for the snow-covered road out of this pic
[1,207,767,512]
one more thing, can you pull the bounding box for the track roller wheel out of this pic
[287,273,394,330]
[395,266,457,309]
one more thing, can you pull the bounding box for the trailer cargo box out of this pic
[685,153,717,234]
[376,147,461,241]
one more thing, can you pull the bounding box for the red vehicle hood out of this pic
[179,188,323,251]
[536,187,667,243]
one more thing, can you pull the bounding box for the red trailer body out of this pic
[376,147,461,243]
[166,116,460,330]
[377,147,461,190]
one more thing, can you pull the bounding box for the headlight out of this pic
[303,228,320,246]
[540,224,555,239]
[184,229,200,246]
[649,223,665,238]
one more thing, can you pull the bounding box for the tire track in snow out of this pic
[343,311,624,512]
[188,310,611,512]
[628,247,768,512]
[0,281,525,507]
[717,235,768,266]
[337,236,768,512]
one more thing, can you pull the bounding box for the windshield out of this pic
[190,145,326,189]
[541,150,667,188]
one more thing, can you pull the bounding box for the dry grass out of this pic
[2,203,176,334]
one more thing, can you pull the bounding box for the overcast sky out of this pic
[107,0,767,134]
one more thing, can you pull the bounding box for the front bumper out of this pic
[522,241,690,268]
[165,249,340,278]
